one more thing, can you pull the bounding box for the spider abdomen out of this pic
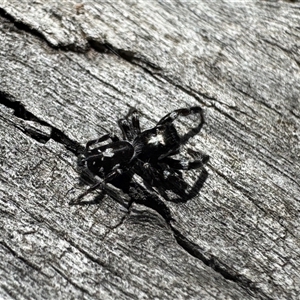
[86,141,134,175]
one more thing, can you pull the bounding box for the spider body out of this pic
[78,106,206,200]
[85,141,134,176]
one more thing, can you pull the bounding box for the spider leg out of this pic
[161,156,209,170]
[118,118,133,140]
[158,148,180,160]
[133,159,187,201]
[118,108,141,141]
[133,159,159,185]
[157,106,204,127]
[76,166,124,201]
[85,133,119,152]
[128,108,141,137]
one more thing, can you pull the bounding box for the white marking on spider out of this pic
[163,170,171,179]
[180,160,189,169]
[102,148,114,157]
[148,133,165,145]
[143,162,151,169]
[170,112,178,119]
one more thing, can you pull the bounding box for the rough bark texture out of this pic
[0,1,299,299]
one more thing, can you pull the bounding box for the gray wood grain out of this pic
[0,1,299,299]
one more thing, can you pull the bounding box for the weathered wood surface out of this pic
[0,1,299,299]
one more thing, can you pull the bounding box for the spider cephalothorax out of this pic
[77,106,207,201]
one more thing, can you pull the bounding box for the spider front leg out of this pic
[85,133,119,153]
[157,106,204,127]
[161,155,209,170]
[118,108,141,141]
[75,165,124,202]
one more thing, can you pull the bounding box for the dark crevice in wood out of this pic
[65,238,123,278]
[119,58,216,105]
[0,7,87,52]
[90,40,163,71]
[0,92,51,143]
[0,7,160,67]
[0,7,231,112]
[0,7,50,46]
[76,173,270,298]
[0,114,51,145]
[0,6,201,109]
[129,182,175,223]
[87,40,137,63]
[0,91,84,155]
[232,84,284,117]
[86,39,268,127]
[170,226,272,300]
[151,72,216,104]
[51,127,84,155]
[261,37,296,59]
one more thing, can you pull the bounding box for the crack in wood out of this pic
[170,226,272,300]
[1,93,273,298]
[0,7,87,52]
[0,8,54,49]
[0,91,84,155]
[77,174,272,299]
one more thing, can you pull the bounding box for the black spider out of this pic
[76,107,208,202]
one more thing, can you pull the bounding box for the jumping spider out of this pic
[76,106,208,202]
